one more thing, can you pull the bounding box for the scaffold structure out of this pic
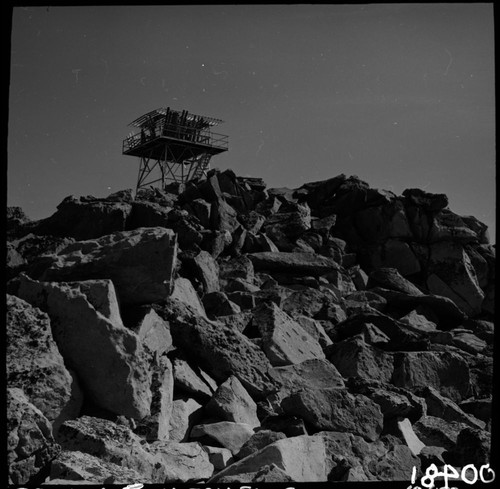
[123,107,228,189]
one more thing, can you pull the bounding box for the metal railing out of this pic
[123,125,228,154]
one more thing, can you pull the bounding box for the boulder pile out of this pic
[6,170,494,484]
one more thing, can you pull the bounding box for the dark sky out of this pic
[8,4,495,239]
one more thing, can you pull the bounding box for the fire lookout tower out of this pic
[123,107,228,189]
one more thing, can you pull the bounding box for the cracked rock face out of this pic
[6,169,494,483]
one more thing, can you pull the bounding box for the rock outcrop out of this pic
[6,168,494,483]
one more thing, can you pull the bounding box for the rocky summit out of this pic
[6,169,494,484]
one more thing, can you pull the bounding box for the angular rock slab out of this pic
[8,388,61,485]
[156,300,278,399]
[253,302,325,366]
[248,251,339,275]
[210,434,332,482]
[397,418,425,456]
[58,416,168,483]
[169,276,207,318]
[392,351,471,403]
[269,358,345,394]
[426,241,484,316]
[148,440,214,482]
[281,388,383,442]
[49,450,144,484]
[15,275,153,419]
[413,415,469,451]
[7,294,81,432]
[327,335,394,383]
[191,422,255,455]
[206,376,260,428]
[168,396,203,442]
[37,227,177,305]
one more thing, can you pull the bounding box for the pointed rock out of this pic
[206,376,260,428]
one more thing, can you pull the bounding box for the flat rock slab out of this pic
[248,251,339,275]
[269,358,345,393]
[397,418,425,456]
[191,422,255,455]
[210,434,331,482]
[253,302,325,366]
[37,227,177,305]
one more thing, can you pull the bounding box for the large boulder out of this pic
[48,450,144,484]
[155,300,278,399]
[263,201,311,250]
[148,440,214,482]
[392,351,471,403]
[34,195,132,240]
[426,241,484,316]
[31,227,178,305]
[281,388,384,442]
[7,294,82,432]
[210,434,333,482]
[8,388,61,485]
[327,335,394,383]
[252,302,325,366]
[58,416,167,483]
[13,275,154,419]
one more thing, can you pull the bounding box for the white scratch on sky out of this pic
[443,48,453,76]
[71,69,82,83]
[348,152,354,160]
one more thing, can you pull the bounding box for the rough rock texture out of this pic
[281,388,384,442]
[57,416,167,483]
[7,295,81,432]
[253,301,325,366]
[6,169,494,483]
[13,274,154,419]
[49,450,144,484]
[32,227,178,305]
[8,388,61,485]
